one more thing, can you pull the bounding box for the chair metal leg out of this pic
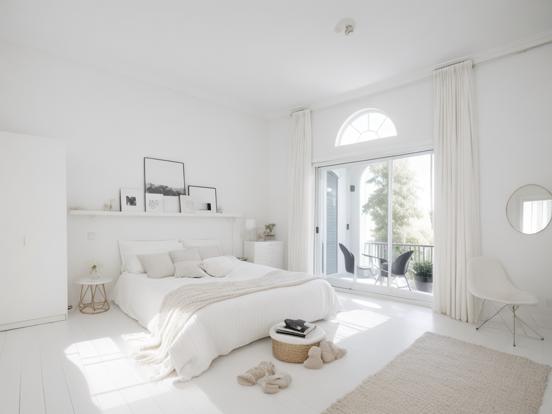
[403,275,412,291]
[512,309,544,341]
[476,303,544,347]
[476,299,486,323]
[512,305,517,347]
[476,304,508,331]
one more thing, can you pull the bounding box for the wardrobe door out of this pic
[0,132,67,327]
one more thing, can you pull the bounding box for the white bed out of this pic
[113,260,337,381]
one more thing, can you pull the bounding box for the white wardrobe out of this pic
[0,131,67,330]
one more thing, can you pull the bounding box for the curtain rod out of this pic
[289,107,309,117]
[312,148,433,169]
[435,37,552,71]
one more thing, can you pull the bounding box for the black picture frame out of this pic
[187,185,218,213]
[144,157,186,212]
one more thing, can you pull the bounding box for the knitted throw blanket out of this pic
[134,271,317,378]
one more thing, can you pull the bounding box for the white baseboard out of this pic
[0,313,67,332]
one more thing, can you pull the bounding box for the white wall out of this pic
[267,116,291,268]
[477,43,552,324]
[0,41,270,305]
[268,43,552,324]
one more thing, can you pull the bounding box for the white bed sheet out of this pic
[113,262,337,380]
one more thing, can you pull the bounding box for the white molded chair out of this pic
[468,256,544,347]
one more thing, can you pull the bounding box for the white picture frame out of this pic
[145,193,164,213]
[144,157,185,213]
[188,186,217,213]
[179,195,195,213]
[120,188,140,212]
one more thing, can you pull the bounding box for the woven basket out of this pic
[272,338,320,363]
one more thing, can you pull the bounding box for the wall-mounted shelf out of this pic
[69,210,242,219]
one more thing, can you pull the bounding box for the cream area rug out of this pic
[324,332,550,414]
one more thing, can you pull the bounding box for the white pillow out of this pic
[201,256,240,278]
[125,254,147,274]
[174,260,208,278]
[138,252,175,279]
[119,240,182,273]
[169,248,201,263]
[181,239,223,259]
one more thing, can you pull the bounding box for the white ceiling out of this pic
[1,0,552,117]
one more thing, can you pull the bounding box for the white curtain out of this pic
[433,60,481,323]
[288,109,314,273]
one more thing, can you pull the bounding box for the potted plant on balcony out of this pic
[412,261,433,293]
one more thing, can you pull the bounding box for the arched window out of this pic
[335,109,397,147]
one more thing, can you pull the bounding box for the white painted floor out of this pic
[0,292,551,414]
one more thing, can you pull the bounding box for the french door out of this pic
[315,152,434,301]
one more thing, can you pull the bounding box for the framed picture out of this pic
[144,157,185,213]
[179,195,195,213]
[145,193,163,213]
[188,185,217,213]
[120,188,139,212]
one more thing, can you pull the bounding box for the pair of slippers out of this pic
[304,340,346,369]
[237,361,292,394]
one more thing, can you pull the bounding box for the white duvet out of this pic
[113,262,337,380]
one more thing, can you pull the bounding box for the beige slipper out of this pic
[303,346,324,369]
[320,340,347,363]
[259,372,292,394]
[237,361,275,386]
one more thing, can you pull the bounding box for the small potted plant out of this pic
[412,261,433,293]
[89,262,102,279]
[263,223,276,240]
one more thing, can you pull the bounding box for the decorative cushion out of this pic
[138,252,175,279]
[174,260,208,278]
[201,256,240,278]
[181,239,223,259]
[169,248,202,263]
[118,240,182,273]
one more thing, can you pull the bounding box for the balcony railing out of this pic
[362,241,434,266]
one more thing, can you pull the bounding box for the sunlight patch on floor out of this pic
[332,309,390,341]
[349,297,382,309]
[63,336,171,411]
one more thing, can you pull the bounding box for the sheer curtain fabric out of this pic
[288,109,314,273]
[433,60,481,323]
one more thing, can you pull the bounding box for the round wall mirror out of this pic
[506,184,552,235]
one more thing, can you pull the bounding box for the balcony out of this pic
[359,241,434,293]
[327,242,434,294]
[362,241,434,265]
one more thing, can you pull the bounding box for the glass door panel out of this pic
[325,171,339,275]
[358,161,389,288]
[316,166,353,288]
[316,152,434,301]
[391,154,434,294]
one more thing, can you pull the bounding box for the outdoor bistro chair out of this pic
[338,243,372,277]
[363,250,414,291]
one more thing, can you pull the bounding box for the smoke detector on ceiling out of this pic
[334,18,355,36]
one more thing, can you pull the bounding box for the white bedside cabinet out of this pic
[244,241,284,269]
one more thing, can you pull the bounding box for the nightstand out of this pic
[75,277,112,314]
[243,240,284,269]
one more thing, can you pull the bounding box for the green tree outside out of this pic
[362,161,432,247]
